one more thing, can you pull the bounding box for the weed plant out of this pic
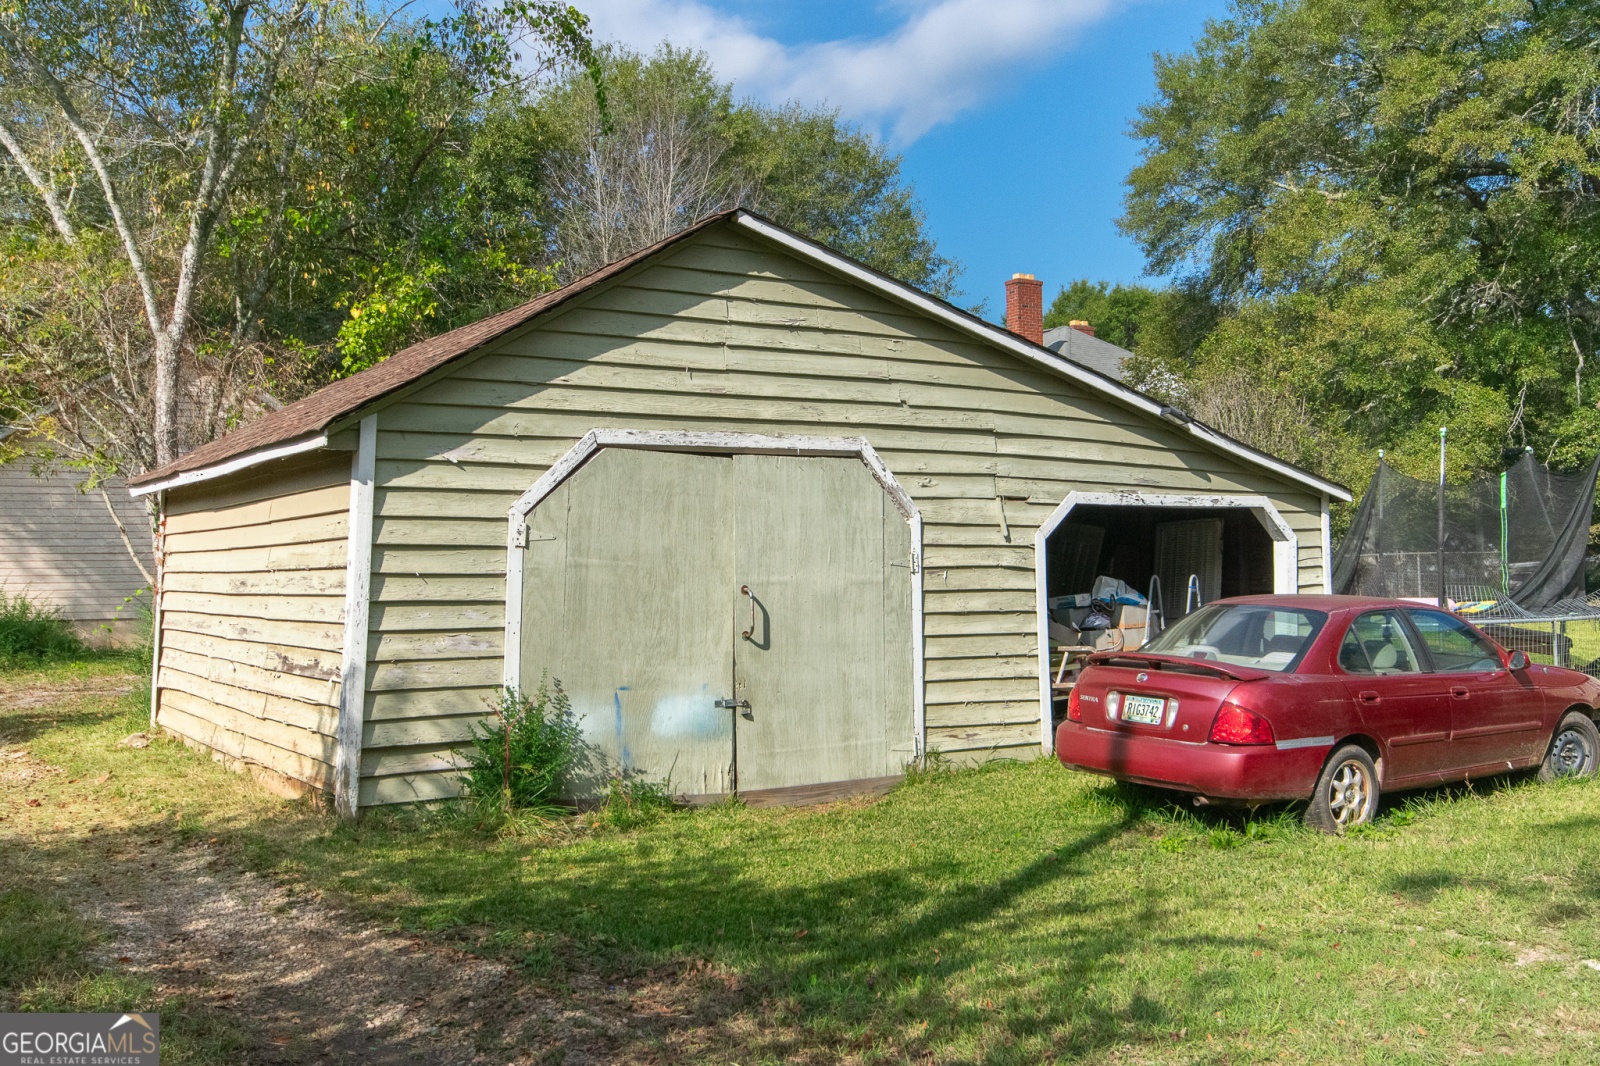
[590,768,675,830]
[462,677,585,817]
[0,590,84,667]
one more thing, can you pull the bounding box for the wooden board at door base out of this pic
[676,774,904,808]
[517,446,914,801]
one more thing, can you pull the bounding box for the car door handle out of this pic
[1451,686,1470,700]
[1358,690,1380,704]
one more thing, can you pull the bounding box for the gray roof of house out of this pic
[1042,325,1133,381]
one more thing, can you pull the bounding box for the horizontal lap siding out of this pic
[361,228,1331,800]
[0,460,152,632]
[155,452,350,794]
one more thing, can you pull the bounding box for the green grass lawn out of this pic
[5,660,1600,1063]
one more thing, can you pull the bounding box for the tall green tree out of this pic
[0,0,598,475]
[1122,0,1600,486]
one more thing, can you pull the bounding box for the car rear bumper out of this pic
[1055,721,1327,802]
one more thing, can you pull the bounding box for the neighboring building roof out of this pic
[129,210,1350,501]
[1042,324,1134,382]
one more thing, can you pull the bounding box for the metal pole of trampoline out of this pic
[1438,426,1448,608]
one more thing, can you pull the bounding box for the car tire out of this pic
[1538,712,1600,783]
[1305,744,1380,834]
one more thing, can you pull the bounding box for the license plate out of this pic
[1120,694,1166,725]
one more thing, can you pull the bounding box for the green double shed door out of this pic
[520,448,914,800]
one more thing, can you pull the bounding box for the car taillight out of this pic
[1208,702,1275,745]
[1067,686,1082,722]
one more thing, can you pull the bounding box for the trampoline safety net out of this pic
[1332,453,1600,607]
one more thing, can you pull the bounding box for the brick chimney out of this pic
[1004,273,1043,346]
[1069,319,1096,337]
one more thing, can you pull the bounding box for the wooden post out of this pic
[335,415,376,819]
[1437,427,1447,608]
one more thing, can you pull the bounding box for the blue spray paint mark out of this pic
[650,683,722,739]
[614,686,631,768]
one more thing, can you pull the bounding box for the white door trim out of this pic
[503,429,927,760]
[1033,490,1302,754]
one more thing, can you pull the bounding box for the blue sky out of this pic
[571,0,1232,315]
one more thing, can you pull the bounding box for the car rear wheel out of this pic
[1538,712,1599,783]
[1305,745,1379,834]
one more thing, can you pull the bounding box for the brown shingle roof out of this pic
[129,211,739,489]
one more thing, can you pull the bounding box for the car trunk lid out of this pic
[1076,653,1267,739]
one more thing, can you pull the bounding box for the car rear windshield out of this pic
[1140,604,1328,672]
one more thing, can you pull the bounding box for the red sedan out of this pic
[1055,595,1600,831]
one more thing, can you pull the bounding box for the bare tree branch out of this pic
[0,118,77,241]
[13,46,170,348]
[98,485,156,587]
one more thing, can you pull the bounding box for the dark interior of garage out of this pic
[1047,505,1276,628]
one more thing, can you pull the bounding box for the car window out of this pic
[1339,611,1422,675]
[1141,604,1325,672]
[1406,609,1503,673]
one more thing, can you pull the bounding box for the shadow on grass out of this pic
[3,775,1273,1064]
[0,703,143,746]
[11,690,1599,1065]
[212,779,1284,1063]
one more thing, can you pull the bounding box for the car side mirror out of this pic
[1508,650,1529,671]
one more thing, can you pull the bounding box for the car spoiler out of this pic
[1088,651,1272,682]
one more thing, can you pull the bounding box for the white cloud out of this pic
[571,0,1116,145]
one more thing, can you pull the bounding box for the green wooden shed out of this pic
[128,210,1350,814]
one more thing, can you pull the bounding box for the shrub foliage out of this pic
[0,590,84,667]
[463,677,585,814]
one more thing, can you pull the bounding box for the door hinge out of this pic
[512,523,556,548]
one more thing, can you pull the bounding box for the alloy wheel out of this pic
[1326,759,1373,828]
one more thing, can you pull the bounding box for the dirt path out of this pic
[84,842,526,1064]
[2,693,722,1064]
[80,835,730,1064]
[1,676,142,711]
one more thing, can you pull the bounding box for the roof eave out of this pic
[128,432,329,496]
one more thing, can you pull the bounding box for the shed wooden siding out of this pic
[357,225,1327,804]
[155,451,351,794]
[0,459,152,635]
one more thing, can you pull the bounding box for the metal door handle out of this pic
[1358,690,1380,703]
[740,584,755,640]
[714,698,750,710]
[1451,686,1470,700]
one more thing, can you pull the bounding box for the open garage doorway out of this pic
[1033,492,1301,750]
